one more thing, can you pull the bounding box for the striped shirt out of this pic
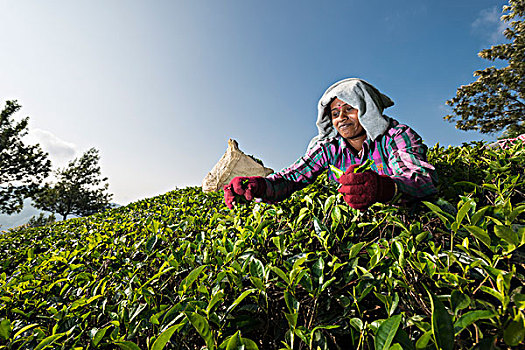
[264,117,437,202]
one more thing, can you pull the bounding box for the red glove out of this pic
[337,164,396,210]
[223,176,267,209]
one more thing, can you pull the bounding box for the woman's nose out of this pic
[336,111,348,120]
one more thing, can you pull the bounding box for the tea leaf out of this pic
[415,331,432,349]
[329,165,344,179]
[374,314,402,350]
[454,310,496,335]
[465,226,491,248]
[494,225,519,246]
[503,313,525,347]
[114,340,142,350]
[186,312,215,350]
[451,290,470,315]
[221,330,259,350]
[146,234,158,253]
[456,200,472,228]
[12,323,39,339]
[427,290,454,350]
[355,159,373,173]
[269,266,290,285]
[349,242,366,259]
[91,325,111,346]
[224,289,256,319]
[0,319,11,341]
[151,323,185,350]
[179,265,207,294]
[34,333,66,350]
[249,258,265,279]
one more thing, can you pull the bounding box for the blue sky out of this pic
[0,0,510,204]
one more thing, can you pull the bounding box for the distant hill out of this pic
[0,200,121,231]
[0,199,51,231]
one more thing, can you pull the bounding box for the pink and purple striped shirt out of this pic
[264,118,437,202]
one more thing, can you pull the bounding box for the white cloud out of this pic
[24,129,77,168]
[472,6,508,44]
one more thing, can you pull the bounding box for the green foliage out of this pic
[33,148,113,220]
[445,0,525,137]
[0,100,51,214]
[0,142,524,349]
[26,213,56,228]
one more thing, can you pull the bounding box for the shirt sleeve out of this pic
[386,126,438,199]
[264,142,332,202]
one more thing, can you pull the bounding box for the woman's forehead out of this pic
[330,97,354,109]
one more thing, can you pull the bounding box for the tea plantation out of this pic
[1,142,524,349]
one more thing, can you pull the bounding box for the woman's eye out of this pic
[331,111,339,118]
[344,106,354,113]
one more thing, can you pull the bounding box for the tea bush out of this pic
[1,141,524,349]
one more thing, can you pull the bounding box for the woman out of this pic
[224,78,437,210]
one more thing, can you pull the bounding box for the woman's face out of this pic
[330,98,365,140]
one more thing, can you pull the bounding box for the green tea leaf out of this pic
[34,333,66,350]
[151,323,185,350]
[494,225,519,246]
[12,323,39,340]
[451,290,470,315]
[249,258,265,279]
[415,331,432,349]
[393,328,415,350]
[0,319,11,341]
[423,201,454,226]
[146,234,158,253]
[374,314,402,350]
[91,325,111,346]
[465,226,491,249]
[348,318,362,332]
[225,331,243,350]
[355,159,373,173]
[114,340,142,350]
[207,290,225,315]
[285,312,298,328]
[349,242,366,259]
[329,165,344,179]
[509,204,525,224]
[427,290,454,350]
[224,289,256,319]
[179,265,207,294]
[219,331,259,350]
[503,313,525,347]
[514,293,525,310]
[284,291,299,313]
[454,310,496,335]
[186,312,215,350]
[455,200,472,228]
[269,266,290,284]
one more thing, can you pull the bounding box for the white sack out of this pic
[202,139,274,192]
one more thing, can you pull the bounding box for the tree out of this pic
[26,213,56,228]
[445,0,525,138]
[33,148,113,220]
[0,100,51,214]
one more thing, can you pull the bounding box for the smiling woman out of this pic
[329,98,366,149]
[224,78,438,210]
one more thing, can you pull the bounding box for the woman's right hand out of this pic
[223,176,267,209]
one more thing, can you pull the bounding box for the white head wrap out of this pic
[308,78,394,150]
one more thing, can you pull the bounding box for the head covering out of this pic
[308,78,394,150]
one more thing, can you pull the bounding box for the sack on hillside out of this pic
[202,139,274,192]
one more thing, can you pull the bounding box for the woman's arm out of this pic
[386,126,438,199]
[264,141,333,202]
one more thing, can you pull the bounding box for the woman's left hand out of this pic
[338,164,396,210]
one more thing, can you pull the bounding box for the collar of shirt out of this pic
[336,135,370,158]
